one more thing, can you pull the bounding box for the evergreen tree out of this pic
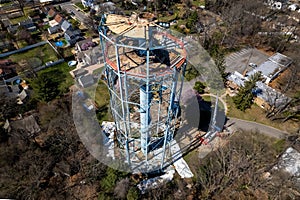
[233,72,261,111]
[31,69,66,102]
[194,81,206,94]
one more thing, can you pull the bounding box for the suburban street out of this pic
[60,2,89,24]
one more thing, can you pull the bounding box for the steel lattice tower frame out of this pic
[98,13,187,171]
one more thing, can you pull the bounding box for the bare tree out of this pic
[16,0,25,15]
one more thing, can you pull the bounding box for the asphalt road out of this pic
[226,117,288,139]
[60,2,89,25]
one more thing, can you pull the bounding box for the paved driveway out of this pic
[226,117,288,139]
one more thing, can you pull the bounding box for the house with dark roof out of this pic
[72,68,88,78]
[0,40,14,52]
[8,11,23,19]
[18,19,37,32]
[64,29,83,45]
[77,46,102,66]
[0,59,18,80]
[75,38,95,51]
[7,25,18,34]
[48,25,60,34]
[1,18,11,28]
[29,15,42,23]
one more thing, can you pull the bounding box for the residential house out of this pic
[61,20,71,32]
[1,18,11,28]
[49,14,63,28]
[19,19,37,32]
[77,46,102,66]
[54,14,64,25]
[7,25,18,34]
[75,38,102,66]
[48,25,60,34]
[8,11,23,19]
[29,15,42,23]
[0,40,14,52]
[75,38,95,52]
[0,59,18,81]
[64,29,82,45]
[267,0,289,10]
[227,73,290,110]
[47,8,56,19]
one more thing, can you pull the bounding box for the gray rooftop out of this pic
[246,52,292,81]
[227,75,291,109]
[247,60,278,78]
[254,81,290,109]
[227,72,247,87]
[269,52,293,67]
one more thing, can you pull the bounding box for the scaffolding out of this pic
[98,13,187,172]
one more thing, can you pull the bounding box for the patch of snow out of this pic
[273,147,300,177]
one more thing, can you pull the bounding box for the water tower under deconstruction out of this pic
[99,13,187,172]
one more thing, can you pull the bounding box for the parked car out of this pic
[249,63,257,68]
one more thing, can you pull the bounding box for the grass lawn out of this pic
[0,2,13,6]
[8,44,58,66]
[37,62,75,94]
[85,80,112,122]
[191,0,205,7]
[94,81,110,108]
[9,15,28,24]
[226,95,299,133]
[75,2,89,12]
[158,14,177,22]
[201,95,225,110]
[83,80,110,108]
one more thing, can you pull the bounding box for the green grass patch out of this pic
[75,2,89,12]
[39,62,75,92]
[0,2,13,7]
[10,15,28,24]
[28,62,74,102]
[85,80,112,122]
[226,95,297,132]
[191,0,205,7]
[272,139,286,154]
[84,81,110,106]
[75,2,84,10]
[94,81,110,108]
[202,95,225,110]
[8,44,58,66]
[202,95,211,102]
[158,14,177,22]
